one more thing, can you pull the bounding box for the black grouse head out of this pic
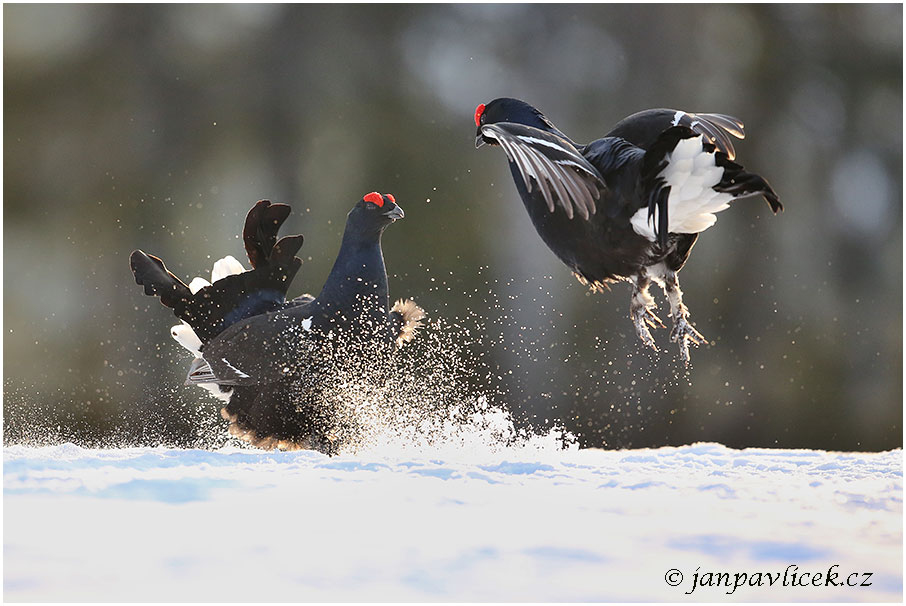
[345,192,405,235]
[475,97,558,147]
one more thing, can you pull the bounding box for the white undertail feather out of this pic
[211,255,245,282]
[188,277,211,294]
[170,256,248,356]
[171,323,203,357]
[198,379,233,402]
[631,135,733,241]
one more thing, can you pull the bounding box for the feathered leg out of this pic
[662,270,706,363]
[629,273,665,351]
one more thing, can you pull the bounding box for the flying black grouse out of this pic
[130,193,425,452]
[474,97,782,362]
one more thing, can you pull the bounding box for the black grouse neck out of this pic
[317,224,389,313]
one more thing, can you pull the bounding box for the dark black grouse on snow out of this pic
[474,98,782,362]
[130,193,425,452]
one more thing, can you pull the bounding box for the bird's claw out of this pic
[670,316,707,364]
[644,308,666,330]
[632,307,664,351]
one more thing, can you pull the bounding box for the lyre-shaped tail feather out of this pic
[130,250,193,312]
[244,200,292,269]
[131,202,306,343]
[180,235,304,342]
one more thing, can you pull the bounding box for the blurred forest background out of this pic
[3,4,902,451]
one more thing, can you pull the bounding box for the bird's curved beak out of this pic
[385,205,405,221]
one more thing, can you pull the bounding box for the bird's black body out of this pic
[507,149,659,285]
[475,97,781,361]
[198,196,406,385]
[130,193,424,452]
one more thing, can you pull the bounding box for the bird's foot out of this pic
[670,316,706,364]
[632,306,665,351]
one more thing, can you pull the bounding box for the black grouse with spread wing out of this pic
[475,97,782,362]
[130,193,425,452]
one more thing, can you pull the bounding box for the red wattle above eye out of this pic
[385,194,395,204]
[474,103,486,127]
[363,192,384,207]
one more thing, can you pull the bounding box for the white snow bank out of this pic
[4,442,902,601]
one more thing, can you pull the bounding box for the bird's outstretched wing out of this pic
[190,306,319,386]
[678,112,745,161]
[479,122,605,220]
[606,109,746,160]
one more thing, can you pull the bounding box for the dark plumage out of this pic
[130,193,425,452]
[475,97,782,362]
[131,200,304,343]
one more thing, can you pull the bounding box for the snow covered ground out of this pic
[4,440,901,601]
